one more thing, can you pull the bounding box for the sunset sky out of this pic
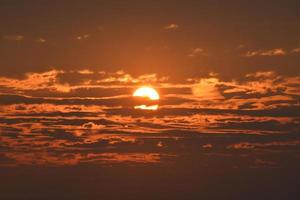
[1,1,300,199]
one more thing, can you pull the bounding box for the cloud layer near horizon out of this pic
[0,69,299,167]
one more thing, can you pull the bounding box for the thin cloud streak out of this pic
[163,23,179,30]
[245,48,286,57]
[2,35,24,41]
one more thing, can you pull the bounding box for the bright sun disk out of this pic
[133,86,160,100]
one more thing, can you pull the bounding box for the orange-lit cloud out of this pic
[245,48,286,57]
[164,23,179,30]
[191,77,224,100]
[76,34,90,40]
[291,47,300,53]
[0,70,70,92]
[188,48,207,57]
[35,37,46,43]
[2,152,167,166]
[1,69,299,168]
[228,140,300,149]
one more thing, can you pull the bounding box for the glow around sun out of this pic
[133,86,160,100]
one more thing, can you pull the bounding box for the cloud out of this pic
[0,70,170,97]
[0,70,70,93]
[0,69,299,112]
[1,67,299,168]
[221,71,282,97]
[76,34,90,40]
[245,48,286,57]
[202,144,213,148]
[0,69,299,141]
[95,153,162,164]
[254,159,276,167]
[188,48,207,57]
[82,122,105,129]
[36,38,46,43]
[191,78,224,100]
[2,35,24,41]
[2,152,166,166]
[164,23,179,30]
[291,47,300,53]
[77,69,94,74]
[228,140,300,149]
[245,71,276,79]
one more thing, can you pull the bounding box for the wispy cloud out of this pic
[228,140,300,149]
[76,34,90,40]
[164,23,179,30]
[188,48,207,57]
[77,69,94,75]
[245,48,286,57]
[291,47,300,53]
[2,35,24,41]
[35,37,46,43]
[0,70,70,93]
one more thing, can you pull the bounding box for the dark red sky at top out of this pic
[0,0,300,79]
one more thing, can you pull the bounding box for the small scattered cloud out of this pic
[157,141,163,147]
[245,48,286,57]
[291,47,300,53]
[208,72,219,77]
[260,48,286,56]
[82,122,105,129]
[164,23,179,30]
[36,38,46,43]
[76,34,90,40]
[2,35,24,41]
[78,69,94,75]
[188,48,207,57]
[245,71,277,79]
[254,159,277,167]
[202,144,213,148]
[91,153,163,164]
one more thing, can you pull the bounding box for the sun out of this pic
[133,86,160,100]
